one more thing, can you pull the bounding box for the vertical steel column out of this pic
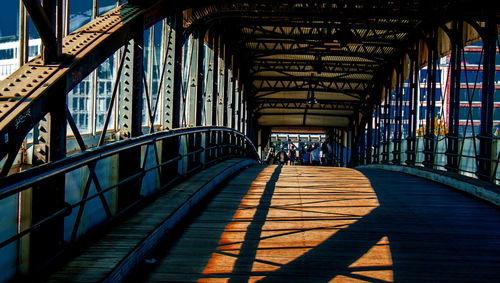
[194,30,206,169]
[359,125,366,165]
[424,30,438,168]
[477,21,498,181]
[223,43,230,128]
[366,112,373,164]
[171,12,184,174]
[222,42,231,155]
[231,66,238,130]
[347,131,352,166]
[161,16,180,185]
[118,26,144,211]
[241,88,246,135]
[407,46,419,165]
[446,21,462,172]
[162,18,175,131]
[393,64,403,164]
[42,0,62,62]
[195,29,205,127]
[207,31,218,162]
[372,107,379,163]
[377,104,382,163]
[171,12,183,129]
[31,0,65,269]
[350,112,360,166]
[382,87,391,163]
[31,88,67,269]
[211,31,219,127]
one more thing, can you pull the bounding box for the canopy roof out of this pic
[183,0,496,129]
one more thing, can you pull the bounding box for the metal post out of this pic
[374,105,381,163]
[446,21,462,172]
[477,20,497,181]
[172,11,183,129]
[367,112,373,165]
[393,64,402,164]
[231,66,238,130]
[407,46,418,165]
[382,87,391,163]
[223,43,230,128]
[42,0,62,62]
[117,26,144,210]
[211,31,219,127]
[424,30,437,168]
[359,125,366,165]
[31,89,66,269]
[195,29,205,127]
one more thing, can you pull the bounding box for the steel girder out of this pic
[184,0,498,132]
[251,60,380,75]
[253,78,369,93]
[0,1,170,167]
[254,98,359,112]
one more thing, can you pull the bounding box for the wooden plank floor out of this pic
[129,165,500,283]
[45,158,252,283]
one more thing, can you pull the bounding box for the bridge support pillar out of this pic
[423,29,438,169]
[382,87,391,164]
[393,62,403,164]
[446,21,463,173]
[30,89,67,271]
[366,112,373,165]
[117,28,144,211]
[477,20,498,181]
[210,31,219,127]
[406,44,419,166]
[374,105,381,164]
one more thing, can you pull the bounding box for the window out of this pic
[28,45,39,58]
[0,48,14,60]
[459,107,481,121]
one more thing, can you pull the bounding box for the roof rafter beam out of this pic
[256,87,367,96]
[250,60,379,75]
[253,75,371,83]
[255,98,360,112]
[251,47,392,62]
[254,89,363,100]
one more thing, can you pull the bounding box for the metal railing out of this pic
[0,126,258,273]
[362,134,500,185]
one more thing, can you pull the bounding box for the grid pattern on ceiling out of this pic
[184,1,426,127]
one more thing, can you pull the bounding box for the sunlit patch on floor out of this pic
[200,166,393,282]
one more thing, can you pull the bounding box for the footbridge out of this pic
[0,0,499,282]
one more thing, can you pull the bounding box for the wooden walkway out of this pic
[45,158,256,283]
[129,165,500,283]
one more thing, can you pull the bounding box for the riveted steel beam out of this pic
[477,20,498,181]
[0,1,170,170]
[255,98,359,112]
[117,27,144,211]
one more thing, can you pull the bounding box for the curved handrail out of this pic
[0,126,258,253]
[0,126,258,198]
